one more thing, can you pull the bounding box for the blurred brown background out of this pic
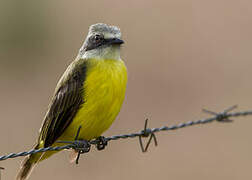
[0,0,252,179]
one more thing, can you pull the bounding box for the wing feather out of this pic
[39,61,87,147]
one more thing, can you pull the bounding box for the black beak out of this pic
[106,38,124,45]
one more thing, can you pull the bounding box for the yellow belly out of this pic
[58,58,127,141]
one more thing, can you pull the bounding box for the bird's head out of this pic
[79,23,124,60]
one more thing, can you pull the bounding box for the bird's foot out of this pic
[72,139,91,153]
[73,139,91,164]
[95,136,108,151]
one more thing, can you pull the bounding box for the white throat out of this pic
[79,46,121,60]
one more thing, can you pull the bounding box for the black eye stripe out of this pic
[84,35,106,51]
[84,35,122,51]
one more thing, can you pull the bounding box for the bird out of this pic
[16,23,127,180]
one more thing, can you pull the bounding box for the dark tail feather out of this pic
[16,146,41,180]
[16,156,36,180]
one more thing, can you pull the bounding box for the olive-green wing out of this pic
[39,63,87,147]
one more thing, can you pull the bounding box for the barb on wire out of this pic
[139,119,158,152]
[1,105,252,163]
[202,105,238,122]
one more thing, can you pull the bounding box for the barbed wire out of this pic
[0,105,252,164]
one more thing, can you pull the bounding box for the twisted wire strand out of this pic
[1,107,252,161]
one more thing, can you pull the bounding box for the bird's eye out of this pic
[93,34,103,42]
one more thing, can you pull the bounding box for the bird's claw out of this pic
[95,136,108,151]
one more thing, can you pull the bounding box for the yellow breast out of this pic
[59,58,127,141]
